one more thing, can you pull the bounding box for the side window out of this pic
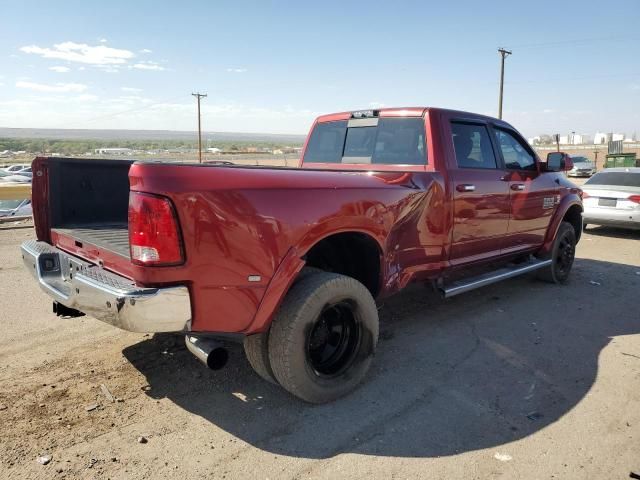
[451,122,498,169]
[494,129,537,171]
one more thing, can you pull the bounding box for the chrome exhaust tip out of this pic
[185,335,229,370]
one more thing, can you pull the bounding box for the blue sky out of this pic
[1,0,639,137]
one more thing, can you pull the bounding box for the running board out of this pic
[441,258,552,298]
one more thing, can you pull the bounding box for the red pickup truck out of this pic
[22,107,583,403]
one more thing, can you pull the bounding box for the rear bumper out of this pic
[21,240,191,333]
[583,208,640,230]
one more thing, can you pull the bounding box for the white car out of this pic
[0,170,31,183]
[4,164,30,173]
[582,168,640,230]
[0,198,32,218]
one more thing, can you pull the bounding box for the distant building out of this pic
[594,132,610,144]
[94,148,133,155]
[206,147,221,154]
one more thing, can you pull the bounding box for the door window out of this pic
[494,129,537,171]
[451,122,498,169]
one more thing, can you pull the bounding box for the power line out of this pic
[66,94,186,128]
[510,33,640,49]
[192,92,207,163]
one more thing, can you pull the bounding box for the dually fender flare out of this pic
[245,221,386,335]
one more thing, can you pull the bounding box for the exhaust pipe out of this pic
[185,335,229,370]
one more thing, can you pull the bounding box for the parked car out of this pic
[567,156,596,177]
[21,108,583,403]
[582,167,640,230]
[4,164,30,173]
[0,198,32,218]
[0,170,32,183]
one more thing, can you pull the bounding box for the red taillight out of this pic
[128,192,184,266]
[629,195,640,204]
[581,191,589,199]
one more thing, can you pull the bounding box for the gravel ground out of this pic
[0,214,639,480]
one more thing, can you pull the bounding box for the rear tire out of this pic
[242,267,331,386]
[243,332,278,385]
[537,221,576,284]
[268,271,379,404]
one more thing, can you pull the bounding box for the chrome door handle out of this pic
[510,184,525,191]
[456,184,476,192]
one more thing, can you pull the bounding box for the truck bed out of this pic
[52,223,130,258]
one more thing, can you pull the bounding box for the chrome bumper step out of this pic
[21,240,192,333]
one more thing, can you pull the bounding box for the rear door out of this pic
[492,127,558,252]
[449,121,510,263]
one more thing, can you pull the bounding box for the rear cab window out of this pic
[303,115,426,166]
[451,122,498,169]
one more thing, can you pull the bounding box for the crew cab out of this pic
[22,108,583,403]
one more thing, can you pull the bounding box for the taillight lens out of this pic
[581,191,589,199]
[128,192,184,266]
[629,195,640,204]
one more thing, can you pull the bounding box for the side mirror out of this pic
[546,152,573,172]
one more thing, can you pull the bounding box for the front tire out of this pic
[268,271,379,404]
[537,221,576,284]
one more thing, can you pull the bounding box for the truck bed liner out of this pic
[52,223,129,258]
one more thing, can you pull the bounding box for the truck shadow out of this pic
[123,258,640,459]
[583,226,640,240]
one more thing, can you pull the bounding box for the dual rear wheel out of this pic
[243,270,379,404]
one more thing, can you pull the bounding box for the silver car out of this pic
[567,156,596,177]
[582,167,640,230]
[0,198,32,218]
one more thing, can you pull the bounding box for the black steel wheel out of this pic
[307,300,361,377]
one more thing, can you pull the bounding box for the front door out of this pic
[450,121,511,264]
[492,127,558,252]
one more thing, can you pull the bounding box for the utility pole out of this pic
[191,92,207,163]
[497,48,512,120]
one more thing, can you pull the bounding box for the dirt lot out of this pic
[1,211,639,479]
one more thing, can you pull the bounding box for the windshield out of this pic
[0,199,23,209]
[572,157,590,164]
[585,171,640,187]
[303,117,426,165]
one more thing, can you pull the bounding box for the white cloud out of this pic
[95,64,122,73]
[76,94,99,102]
[0,83,4,87]
[368,101,386,108]
[226,68,247,73]
[20,41,134,65]
[16,81,88,93]
[132,62,165,71]
[543,108,555,113]
[49,66,70,73]
[99,38,108,43]
[121,87,142,92]
[139,49,152,54]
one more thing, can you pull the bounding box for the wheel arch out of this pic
[246,228,385,335]
[540,197,583,255]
